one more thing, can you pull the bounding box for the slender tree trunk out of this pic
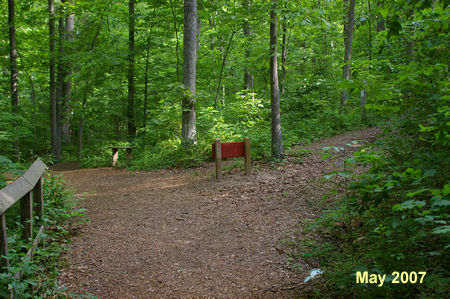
[56,8,64,154]
[27,71,37,138]
[281,15,288,94]
[376,1,385,32]
[214,31,235,108]
[8,0,18,112]
[340,0,356,107]
[320,0,329,75]
[181,0,197,146]
[127,0,136,140]
[78,96,87,162]
[222,85,225,105]
[49,0,60,161]
[270,0,283,159]
[361,80,367,123]
[8,0,20,158]
[243,0,253,90]
[143,31,151,126]
[62,8,74,143]
[406,9,415,62]
[169,0,180,82]
[368,0,372,61]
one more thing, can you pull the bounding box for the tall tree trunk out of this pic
[143,31,151,127]
[320,0,329,75]
[243,0,253,90]
[376,1,385,32]
[127,0,136,140]
[214,31,235,108]
[340,0,356,107]
[169,0,180,82]
[181,0,197,146]
[8,0,18,112]
[62,6,74,143]
[56,7,64,153]
[281,15,288,94]
[270,0,283,159]
[78,96,87,162]
[49,0,60,161]
[8,0,20,158]
[406,9,415,62]
[368,0,372,61]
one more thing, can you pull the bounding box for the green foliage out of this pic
[284,2,449,296]
[0,172,87,297]
[292,3,449,292]
[1,0,447,296]
[0,155,22,188]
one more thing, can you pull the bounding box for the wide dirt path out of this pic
[57,128,380,298]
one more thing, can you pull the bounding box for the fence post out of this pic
[0,213,9,270]
[33,177,43,219]
[244,137,251,176]
[112,147,119,166]
[20,192,33,242]
[215,138,222,180]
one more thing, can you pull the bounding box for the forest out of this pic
[1,0,449,297]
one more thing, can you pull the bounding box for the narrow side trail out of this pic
[57,128,380,298]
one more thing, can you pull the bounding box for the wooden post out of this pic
[126,148,132,164]
[0,213,9,270]
[33,177,43,219]
[215,138,222,180]
[112,147,119,166]
[20,192,33,241]
[244,137,251,175]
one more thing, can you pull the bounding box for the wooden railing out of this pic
[0,158,47,279]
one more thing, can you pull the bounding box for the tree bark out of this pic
[78,96,87,162]
[143,31,151,127]
[127,0,136,140]
[281,15,288,94]
[49,0,60,161]
[8,0,20,158]
[8,0,18,112]
[169,0,180,82]
[62,6,74,143]
[270,0,283,159]
[181,0,197,146]
[243,0,253,90]
[368,0,372,61]
[56,7,64,154]
[340,0,356,107]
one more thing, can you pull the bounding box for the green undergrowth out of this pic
[0,168,88,298]
[287,122,449,298]
[77,89,370,170]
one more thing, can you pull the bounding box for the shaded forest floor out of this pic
[56,127,380,298]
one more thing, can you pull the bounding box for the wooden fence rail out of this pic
[0,158,47,282]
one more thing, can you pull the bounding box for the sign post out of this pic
[212,137,251,180]
[215,138,222,180]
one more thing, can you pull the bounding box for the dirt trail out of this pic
[57,128,380,298]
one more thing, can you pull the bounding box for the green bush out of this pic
[0,171,87,297]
